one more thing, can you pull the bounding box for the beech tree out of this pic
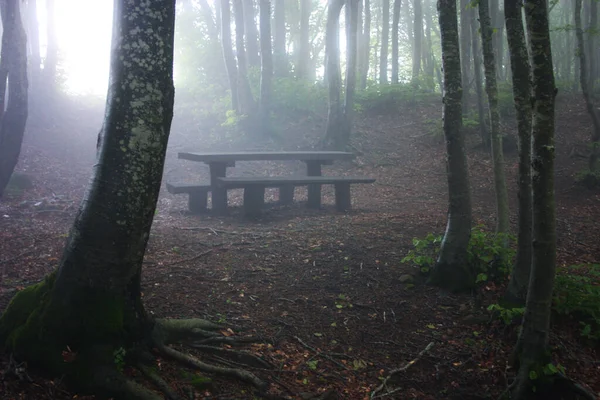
[0,0,28,198]
[391,0,401,84]
[324,0,345,149]
[243,0,261,67]
[0,1,267,398]
[470,5,489,146]
[273,0,287,76]
[359,0,371,89]
[478,0,509,239]
[412,0,423,83]
[459,0,471,110]
[220,0,239,112]
[296,0,311,79]
[44,0,58,89]
[233,0,256,115]
[259,0,273,133]
[429,0,473,292]
[379,0,389,84]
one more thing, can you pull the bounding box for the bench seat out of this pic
[166,183,211,213]
[216,176,376,216]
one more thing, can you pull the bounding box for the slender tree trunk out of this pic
[429,0,473,292]
[44,0,57,90]
[197,0,219,38]
[324,0,345,150]
[233,0,256,115]
[575,0,600,172]
[24,0,40,88]
[423,0,435,89]
[220,0,239,112]
[412,0,423,83]
[504,0,532,305]
[343,0,359,147]
[460,0,472,111]
[297,0,311,79]
[511,0,558,397]
[259,0,273,134]
[478,0,510,238]
[273,0,287,76]
[360,0,371,88]
[379,0,390,84]
[391,0,401,84]
[588,0,597,95]
[244,0,261,67]
[470,6,489,146]
[0,0,28,198]
[573,1,580,91]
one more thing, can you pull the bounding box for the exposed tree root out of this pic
[137,364,183,400]
[188,344,273,369]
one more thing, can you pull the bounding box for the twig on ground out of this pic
[370,341,434,399]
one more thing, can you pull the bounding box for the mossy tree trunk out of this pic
[575,0,600,173]
[504,0,532,305]
[459,0,472,112]
[429,0,474,292]
[259,0,273,134]
[391,0,401,84]
[1,0,177,396]
[220,0,239,113]
[510,0,559,397]
[478,0,510,239]
[0,0,28,199]
[379,0,389,84]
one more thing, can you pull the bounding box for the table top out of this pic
[178,151,355,163]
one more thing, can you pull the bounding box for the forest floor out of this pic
[0,93,599,399]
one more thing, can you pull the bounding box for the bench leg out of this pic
[335,183,351,211]
[210,163,228,215]
[244,186,265,217]
[306,161,322,209]
[188,192,208,214]
[279,185,294,205]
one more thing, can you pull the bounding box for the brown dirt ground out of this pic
[0,93,599,399]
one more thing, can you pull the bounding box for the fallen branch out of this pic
[370,341,434,399]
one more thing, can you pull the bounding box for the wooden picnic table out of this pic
[177,151,355,214]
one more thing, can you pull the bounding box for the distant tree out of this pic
[44,0,58,90]
[220,0,239,112]
[391,0,401,83]
[243,0,261,67]
[0,0,28,199]
[412,0,423,83]
[259,0,273,133]
[422,0,435,88]
[459,0,472,110]
[0,1,267,397]
[23,0,41,89]
[589,0,598,90]
[575,0,600,173]
[470,6,489,146]
[503,0,532,305]
[379,0,390,84]
[478,0,510,240]
[273,0,287,76]
[359,0,371,89]
[233,0,256,114]
[296,0,312,79]
[343,0,359,141]
[429,0,473,292]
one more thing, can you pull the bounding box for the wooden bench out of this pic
[165,183,211,213]
[216,176,376,217]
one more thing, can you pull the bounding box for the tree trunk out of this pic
[573,0,580,92]
[0,0,177,395]
[470,7,489,147]
[478,0,510,238]
[273,0,287,76]
[423,1,435,89]
[360,0,371,88]
[510,1,558,397]
[233,0,256,115]
[220,0,239,112]
[575,0,600,172]
[391,0,401,83]
[429,0,473,292]
[244,0,261,67]
[323,0,346,150]
[412,0,423,84]
[297,0,311,79]
[588,0,598,95]
[504,0,532,305]
[259,0,273,134]
[343,0,359,147]
[197,0,219,38]
[379,0,389,84]
[0,0,28,199]
[44,0,57,90]
[459,0,472,112]
[490,0,504,81]
[24,0,40,90]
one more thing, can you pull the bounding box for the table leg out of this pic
[210,162,228,215]
[306,161,322,209]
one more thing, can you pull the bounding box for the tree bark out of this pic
[220,0,239,112]
[360,0,371,89]
[273,0,287,76]
[297,0,311,79]
[0,0,28,198]
[510,0,558,397]
[478,0,510,238]
[259,0,273,133]
[412,0,423,84]
[470,6,489,147]
[429,0,473,292]
[391,0,401,83]
[504,0,532,305]
[575,0,600,172]
[459,0,471,111]
[233,0,256,115]
[24,0,40,89]
[379,0,390,84]
[0,1,176,396]
[343,0,359,146]
[244,0,261,67]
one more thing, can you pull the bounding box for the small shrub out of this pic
[487,303,525,325]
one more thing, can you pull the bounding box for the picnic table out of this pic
[168,151,375,216]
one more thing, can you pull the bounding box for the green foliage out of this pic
[487,303,525,325]
[113,347,126,372]
[271,78,328,116]
[402,226,516,282]
[575,169,600,189]
[355,84,439,115]
[497,82,517,118]
[553,264,600,340]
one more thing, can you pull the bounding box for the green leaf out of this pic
[529,370,538,380]
[307,360,319,370]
